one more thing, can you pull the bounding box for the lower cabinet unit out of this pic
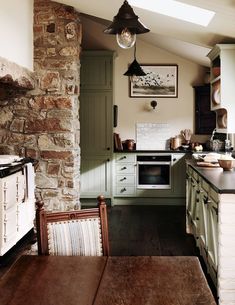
[114,153,136,197]
[186,162,235,304]
[80,156,111,198]
[113,152,186,205]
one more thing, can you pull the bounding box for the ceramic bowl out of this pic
[212,67,220,78]
[218,159,235,171]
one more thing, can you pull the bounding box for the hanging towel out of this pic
[25,162,35,200]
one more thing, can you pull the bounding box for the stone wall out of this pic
[0,0,82,211]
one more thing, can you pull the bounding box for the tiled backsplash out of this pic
[136,123,171,150]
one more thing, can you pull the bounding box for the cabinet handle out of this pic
[121,166,127,170]
[120,156,127,160]
[120,177,126,181]
[121,188,126,193]
[107,147,110,151]
[107,159,110,162]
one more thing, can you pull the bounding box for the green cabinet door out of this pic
[80,156,111,197]
[80,51,114,198]
[80,51,113,90]
[80,91,113,155]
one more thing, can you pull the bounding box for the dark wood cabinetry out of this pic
[194,85,216,135]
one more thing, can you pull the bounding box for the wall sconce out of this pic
[123,42,146,83]
[150,100,157,111]
[103,0,150,49]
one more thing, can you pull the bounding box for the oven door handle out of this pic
[137,161,171,165]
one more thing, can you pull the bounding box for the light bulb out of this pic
[130,75,140,84]
[116,28,136,49]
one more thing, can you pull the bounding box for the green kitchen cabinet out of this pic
[80,91,113,155]
[80,51,114,198]
[80,51,113,90]
[80,156,111,197]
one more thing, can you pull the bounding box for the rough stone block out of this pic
[59,46,78,56]
[40,71,60,91]
[10,119,24,132]
[47,162,60,175]
[41,150,72,160]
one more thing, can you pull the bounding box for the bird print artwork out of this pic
[131,65,178,97]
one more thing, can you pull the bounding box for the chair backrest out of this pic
[36,196,109,256]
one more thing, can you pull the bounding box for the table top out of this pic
[0,255,107,305]
[94,256,216,305]
[0,255,216,305]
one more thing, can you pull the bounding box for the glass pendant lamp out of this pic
[104,0,149,49]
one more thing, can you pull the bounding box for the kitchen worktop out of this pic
[186,159,235,194]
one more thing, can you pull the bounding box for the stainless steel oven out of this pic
[137,155,172,189]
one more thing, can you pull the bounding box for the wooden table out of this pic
[0,256,216,305]
[0,256,107,305]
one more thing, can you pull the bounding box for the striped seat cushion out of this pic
[47,218,103,256]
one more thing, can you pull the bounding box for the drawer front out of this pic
[115,154,136,163]
[116,164,135,174]
[116,175,135,185]
[201,178,209,192]
[192,170,199,181]
[115,186,136,196]
[187,166,193,176]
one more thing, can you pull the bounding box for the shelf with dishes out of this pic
[216,108,227,130]
[207,44,235,133]
[211,79,221,109]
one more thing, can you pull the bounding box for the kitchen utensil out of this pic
[181,129,192,143]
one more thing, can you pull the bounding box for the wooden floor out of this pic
[0,205,217,300]
[108,205,197,256]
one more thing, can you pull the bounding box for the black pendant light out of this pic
[124,42,146,82]
[104,0,150,49]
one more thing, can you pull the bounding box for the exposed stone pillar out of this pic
[32,0,81,210]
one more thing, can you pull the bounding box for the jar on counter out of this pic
[125,139,135,151]
[170,136,180,150]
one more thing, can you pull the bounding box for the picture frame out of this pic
[130,64,178,98]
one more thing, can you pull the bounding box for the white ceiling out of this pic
[55,0,235,66]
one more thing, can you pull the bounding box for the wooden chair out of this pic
[36,195,109,256]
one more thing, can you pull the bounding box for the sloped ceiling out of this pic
[55,0,235,66]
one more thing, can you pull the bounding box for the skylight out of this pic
[129,0,215,27]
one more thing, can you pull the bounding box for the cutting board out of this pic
[197,162,220,168]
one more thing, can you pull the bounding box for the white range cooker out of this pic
[0,155,35,255]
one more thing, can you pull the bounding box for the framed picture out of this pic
[130,64,178,98]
